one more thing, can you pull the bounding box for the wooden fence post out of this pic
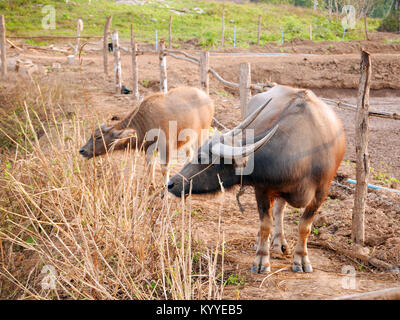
[131,24,139,100]
[200,51,209,94]
[257,15,261,46]
[159,39,167,93]
[234,25,236,48]
[169,15,173,49]
[239,62,251,120]
[155,30,158,52]
[334,287,400,300]
[352,49,372,245]
[75,19,83,56]
[221,8,225,48]
[103,15,112,76]
[111,29,122,94]
[310,24,313,41]
[0,15,7,77]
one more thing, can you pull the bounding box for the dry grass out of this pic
[0,76,226,300]
[0,74,76,151]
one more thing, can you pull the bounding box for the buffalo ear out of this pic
[100,123,114,132]
[112,128,135,139]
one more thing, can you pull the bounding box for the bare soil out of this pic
[4,37,400,299]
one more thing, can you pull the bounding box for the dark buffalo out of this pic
[168,85,346,273]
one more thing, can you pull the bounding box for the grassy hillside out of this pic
[1,0,380,47]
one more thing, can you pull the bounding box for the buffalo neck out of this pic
[115,109,147,147]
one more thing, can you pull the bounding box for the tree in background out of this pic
[328,0,333,18]
[293,0,313,7]
[355,0,376,39]
[343,0,389,39]
[397,0,400,32]
[257,0,394,22]
[378,0,400,32]
[318,0,390,38]
[372,0,396,17]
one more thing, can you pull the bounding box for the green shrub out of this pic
[378,13,399,32]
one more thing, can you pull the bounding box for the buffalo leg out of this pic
[252,188,274,273]
[292,189,328,273]
[160,164,170,184]
[161,146,171,185]
[144,152,157,185]
[271,198,289,255]
[144,143,158,185]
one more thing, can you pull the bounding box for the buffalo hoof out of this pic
[272,243,288,256]
[292,263,313,273]
[292,263,304,273]
[252,253,271,274]
[271,233,289,256]
[303,264,313,273]
[251,255,271,274]
[251,265,270,274]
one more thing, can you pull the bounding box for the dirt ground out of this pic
[4,37,400,299]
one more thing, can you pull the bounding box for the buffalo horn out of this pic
[211,124,278,159]
[223,98,272,137]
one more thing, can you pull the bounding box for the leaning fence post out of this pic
[168,15,173,49]
[75,19,83,56]
[130,24,139,100]
[233,25,237,48]
[103,15,112,76]
[352,49,372,246]
[159,39,167,93]
[239,63,251,120]
[111,29,122,94]
[155,30,158,52]
[257,15,261,46]
[0,15,6,77]
[200,51,209,94]
[221,8,225,48]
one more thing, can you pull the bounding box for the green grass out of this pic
[224,273,245,286]
[215,89,233,98]
[140,79,150,88]
[370,167,400,187]
[25,39,49,46]
[384,38,400,45]
[1,0,381,48]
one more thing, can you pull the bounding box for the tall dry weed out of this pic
[0,78,225,300]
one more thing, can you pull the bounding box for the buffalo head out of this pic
[168,98,278,197]
[79,123,135,159]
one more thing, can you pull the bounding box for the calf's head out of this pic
[79,123,135,159]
